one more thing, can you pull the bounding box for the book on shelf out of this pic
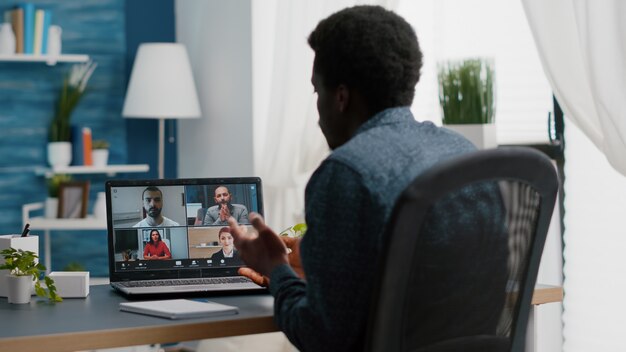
[4,4,53,56]
[19,3,34,55]
[71,126,83,166]
[71,126,93,166]
[83,127,92,166]
[33,9,44,55]
[41,10,51,54]
[10,8,24,54]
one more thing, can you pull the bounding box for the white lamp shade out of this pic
[122,43,201,119]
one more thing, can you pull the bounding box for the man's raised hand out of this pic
[237,236,304,287]
[228,213,288,278]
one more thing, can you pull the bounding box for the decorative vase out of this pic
[92,149,109,167]
[47,141,72,168]
[45,197,59,219]
[444,123,497,150]
[0,23,16,55]
[47,25,62,56]
[6,275,33,304]
[93,192,106,219]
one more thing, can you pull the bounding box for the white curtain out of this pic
[253,0,398,231]
[522,1,626,351]
[522,0,626,175]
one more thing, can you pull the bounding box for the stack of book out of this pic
[71,126,93,166]
[3,3,52,55]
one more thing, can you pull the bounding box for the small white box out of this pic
[48,271,90,298]
[0,235,39,297]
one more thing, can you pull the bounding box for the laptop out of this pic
[106,177,265,296]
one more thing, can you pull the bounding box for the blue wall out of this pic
[125,0,177,180]
[0,0,175,276]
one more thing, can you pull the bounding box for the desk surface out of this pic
[0,285,277,352]
[532,284,563,305]
[0,284,563,352]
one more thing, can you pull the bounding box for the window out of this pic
[397,0,553,144]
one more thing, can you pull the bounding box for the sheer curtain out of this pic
[522,1,626,350]
[522,0,626,174]
[252,0,398,231]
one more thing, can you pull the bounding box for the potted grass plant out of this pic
[0,248,62,304]
[91,139,110,167]
[438,58,496,149]
[47,61,98,168]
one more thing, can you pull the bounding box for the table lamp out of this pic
[122,43,201,179]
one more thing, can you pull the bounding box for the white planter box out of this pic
[49,271,90,298]
[444,123,497,150]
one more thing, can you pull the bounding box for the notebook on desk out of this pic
[105,177,265,296]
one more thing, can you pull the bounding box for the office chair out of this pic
[365,147,558,352]
[195,208,207,225]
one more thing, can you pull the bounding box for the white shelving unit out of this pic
[35,164,150,177]
[24,163,150,272]
[22,202,107,273]
[0,53,90,66]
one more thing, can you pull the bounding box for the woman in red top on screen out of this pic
[143,229,172,260]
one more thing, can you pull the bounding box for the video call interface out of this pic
[109,182,260,272]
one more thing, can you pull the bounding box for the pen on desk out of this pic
[21,223,30,237]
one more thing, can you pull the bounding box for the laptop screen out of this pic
[105,177,262,281]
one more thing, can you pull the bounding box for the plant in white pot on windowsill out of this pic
[48,61,98,168]
[46,174,72,219]
[438,58,496,149]
[0,248,62,304]
[91,139,110,168]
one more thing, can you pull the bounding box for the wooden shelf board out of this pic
[35,164,150,176]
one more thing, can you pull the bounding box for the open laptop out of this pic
[106,177,265,296]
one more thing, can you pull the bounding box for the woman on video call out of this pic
[143,229,172,260]
[211,227,241,263]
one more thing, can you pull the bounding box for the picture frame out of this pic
[57,181,90,218]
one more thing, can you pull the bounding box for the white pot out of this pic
[6,275,33,304]
[45,197,59,219]
[47,142,72,168]
[93,192,107,219]
[92,149,109,167]
[444,123,497,150]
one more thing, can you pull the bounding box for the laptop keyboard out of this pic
[117,277,252,288]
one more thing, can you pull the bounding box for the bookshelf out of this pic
[24,163,149,272]
[22,202,107,273]
[0,53,90,66]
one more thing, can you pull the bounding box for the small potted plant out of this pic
[46,174,72,218]
[48,61,97,168]
[438,58,496,149]
[0,248,62,304]
[91,139,110,167]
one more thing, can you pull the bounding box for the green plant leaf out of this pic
[1,247,63,302]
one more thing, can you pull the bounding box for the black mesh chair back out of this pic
[365,147,558,352]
